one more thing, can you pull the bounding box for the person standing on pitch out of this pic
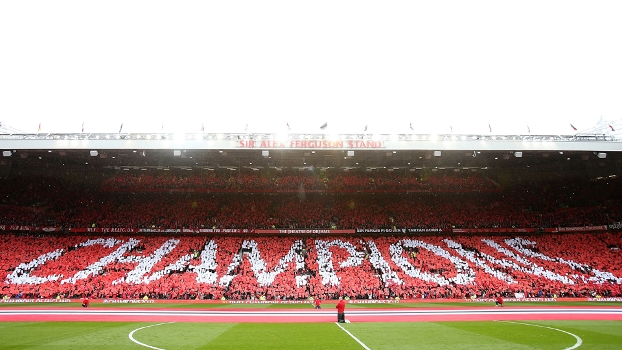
[336,296,346,323]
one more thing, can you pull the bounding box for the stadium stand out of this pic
[0,173,620,230]
[1,233,620,300]
[99,171,500,193]
[1,171,621,300]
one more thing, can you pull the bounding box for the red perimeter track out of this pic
[1,307,622,323]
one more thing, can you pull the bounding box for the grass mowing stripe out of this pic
[335,322,372,350]
[199,323,364,349]
[128,322,174,350]
[346,321,537,350]
[496,321,582,350]
[0,322,146,349]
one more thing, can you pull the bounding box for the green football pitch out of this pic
[1,302,621,349]
[1,320,621,349]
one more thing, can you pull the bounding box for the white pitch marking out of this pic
[128,322,174,350]
[497,320,583,350]
[335,322,371,350]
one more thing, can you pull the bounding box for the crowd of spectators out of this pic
[99,171,500,193]
[2,171,620,301]
[1,233,620,300]
[0,173,620,230]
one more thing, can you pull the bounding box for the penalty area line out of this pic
[496,320,583,350]
[335,322,371,350]
[128,322,175,350]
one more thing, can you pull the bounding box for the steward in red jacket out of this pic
[336,297,346,323]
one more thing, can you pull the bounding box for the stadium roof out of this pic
[1,131,619,180]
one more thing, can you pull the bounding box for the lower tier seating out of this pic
[2,233,620,300]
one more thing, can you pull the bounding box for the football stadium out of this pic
[1,124,621,349]
[2,2,622,349]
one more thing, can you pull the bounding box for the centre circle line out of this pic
[128,322,175,350]
[496,320,583,350]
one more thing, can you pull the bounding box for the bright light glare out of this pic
[1,2,620,135]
